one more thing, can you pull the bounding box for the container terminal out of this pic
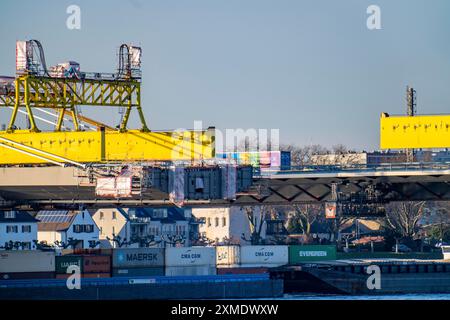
[0,40,450,300]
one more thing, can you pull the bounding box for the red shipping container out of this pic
[83,255,111,273]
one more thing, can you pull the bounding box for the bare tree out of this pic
[385,201,426,239]
[242,206,268,245]
[288,204,322,237]
[422,201,450,241]
[107,235,132,248]
[281,144,329,167]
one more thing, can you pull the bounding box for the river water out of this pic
[281,293,450,300]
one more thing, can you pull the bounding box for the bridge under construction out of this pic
[0,40,449,215]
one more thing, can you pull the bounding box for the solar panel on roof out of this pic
[35,210,71,223]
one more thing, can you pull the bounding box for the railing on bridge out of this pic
[254,161,450,177]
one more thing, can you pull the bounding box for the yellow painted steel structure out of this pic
[0,75,148,132]
[380,113,450,149]
[0,129,215,165]
[0,42,217,165]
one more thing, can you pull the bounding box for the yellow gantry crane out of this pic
[0,40,215,166]
[380,87,450,150]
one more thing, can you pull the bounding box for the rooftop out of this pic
[0,210,37,223]
[35,210,78,231]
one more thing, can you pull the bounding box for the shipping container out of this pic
[288,245,337,264]
[0,251,55,273]
[217,266,268,275]
[0,272,55,280]
[165,247,216,267]
[236,165,253,192]
[216,151,291,170]
[240,246,289,267]
[165,266,217,276]
[55,255,83,274]
[216,246,240,265]
[280,151,291,170]
[185,167,222,200]
[83,255,111,273]
[220,164,237,200]
[112,248,165,268]
[112,267,165,277]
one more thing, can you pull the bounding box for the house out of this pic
[124,207,191,247]
[90,208,131,248]
[191,206,267,245]
[36,209,100,249]
[0,210,38,250]
[339,219,383,241]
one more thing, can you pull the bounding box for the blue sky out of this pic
[1,0,449,150]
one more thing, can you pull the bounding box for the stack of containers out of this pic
[216,151,291,171]
[112,248,165,277]
[55,255,111,279]
[216,245,289,275]
[165,247,216,276]
[0,251,55,280]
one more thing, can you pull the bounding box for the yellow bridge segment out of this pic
[0,129,215,165]
[380,113,450,149]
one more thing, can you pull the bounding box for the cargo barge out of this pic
[0,274,283,300]
[271,259,450,295]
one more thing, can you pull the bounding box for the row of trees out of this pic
[239,200,450,248]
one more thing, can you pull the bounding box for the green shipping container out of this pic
[289,245,337,264]
[55,255,83,274]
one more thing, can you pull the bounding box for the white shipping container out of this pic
[165,247,216,267]
[0,251,55,273]
[216,246,240,266]
[240,246,289,267]
[165,266,217,276]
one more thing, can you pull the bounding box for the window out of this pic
[6,225,18,233]
[100,211,104,220]
[215,217,219,227]
[22,225,31,233]
[112,211,117,220]
[5,211,16,219]
[100,227,103,235]
[207,218,211,227]
[222,217,226,227]
[112,226,115,236]
[73,224,94,233]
